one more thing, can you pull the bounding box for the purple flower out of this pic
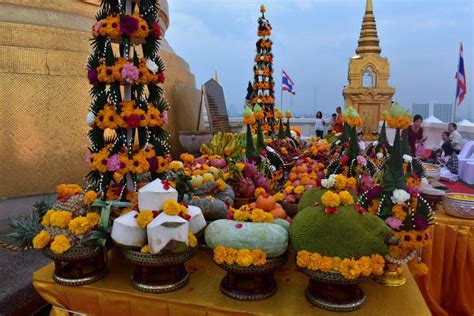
[121,63,139,83]
[367,186,382,199]
[407,187,419,197]
[120,15,139,35]
[94,20,103,36]
[356,155,367,166]
[414,215,428,230]
[107,154,121,172]
[385,216,402,230]
[162,111,168,124]
[88,68,99,85]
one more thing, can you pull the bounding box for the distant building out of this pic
[412,102,454,123]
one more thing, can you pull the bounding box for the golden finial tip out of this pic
[260,5,266,13]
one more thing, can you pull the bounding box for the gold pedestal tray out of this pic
[301,269,367,312]
[216,253,288,301]
[42,246,108,286]
[374,263,406,287]
[121,247,197,294]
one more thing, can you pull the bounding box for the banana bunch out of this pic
[200,132,244,158]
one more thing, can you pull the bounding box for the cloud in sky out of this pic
[166,0,473,120]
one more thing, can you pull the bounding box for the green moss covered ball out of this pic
[290,203,390,259]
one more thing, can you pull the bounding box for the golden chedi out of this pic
[342,0,395,139]
[0,0,200,198]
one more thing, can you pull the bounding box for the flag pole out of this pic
[452,42,461,123]
[280,70,284,111]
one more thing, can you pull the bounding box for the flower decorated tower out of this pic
[358,103,434,284]
[251,5,276,133]
[86,0,171,200]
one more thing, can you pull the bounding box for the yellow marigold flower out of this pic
[250,208,272,223]
[294,185,305,195]
[273,192,285,202]
[234,209,250,222]
[216,179,227,191]
[358,256,373,276]
[254,187,266,198]
[169,160,184,171]
[86,212,101,227]
[136,210,154,228]
[141,245,150,253]
[285,185,294,194]
[180,153,195,164]
[213,246,227,264]
[32,231,51,249]
[307,253,323,270]
[346,177,357,189]
[321,191,341,208]
[368,199,380,215]
[332,257,342,271]
[163,200,188,216]
[296,250,311,268]
[300,176,311,185]
[339,258,361,280]
[236,249,253,267]
[280,147,288,155]
[50,211,72,229]
[223,172,231,181]
[334,174,347,190]
[407,260,428,276]
[235,162,245,171]
[83,190,97,205]
[56,184,82,198]
[319,256,334,272]
[224,248,237,265]
[370,254,385,275]
[243,115,256,125]
[251,249,267,266]
[68,216,90,235]
[392,204,407,220]
[339,191,354,206]
[41,209,55,226]
[50,235,71,255]
[188,232,198,248]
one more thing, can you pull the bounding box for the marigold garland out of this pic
[232,206,273,223]
[296,250,385,280]
[213,246,267,267]
[136,210,154,228]
[163,200,188,216]
[56,184,82,198]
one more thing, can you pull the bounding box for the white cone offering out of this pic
[111,211,146,248]
[187,205,206,234]
[146,213,189,254]
[138,178,178,211]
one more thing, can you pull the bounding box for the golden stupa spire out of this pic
[356,0,381,55]
[214,70,219,83]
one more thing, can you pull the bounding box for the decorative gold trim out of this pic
[131,273,190,293]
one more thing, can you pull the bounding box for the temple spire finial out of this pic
[213,70,219,83]
[356,0,381,55]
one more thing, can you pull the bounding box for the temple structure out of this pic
[0,0,201,198]
[342,0,395,137]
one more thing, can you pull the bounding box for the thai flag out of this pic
[455,43,467,106]
[282,70,295,95]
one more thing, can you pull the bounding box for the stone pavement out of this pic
[0,195,55,315]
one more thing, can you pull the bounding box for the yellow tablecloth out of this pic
[414,209,474,316]
[33,249,430,316]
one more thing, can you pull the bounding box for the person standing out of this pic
[448,123,462,154]
[314,111,324,138]
[404,114,427,156]
[328,113,337,134]
[333,106,344,134]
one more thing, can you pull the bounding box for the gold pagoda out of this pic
[342,0,395,137]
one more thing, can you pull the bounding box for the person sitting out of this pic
[357,131,366,151]
[404,114,427,156]
[314,111,325,138]
[448,123,462,154]
[439,141,459,182]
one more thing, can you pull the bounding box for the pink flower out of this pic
[340,155,349,165]
[161,111,169,124]
[85,151,91,164]
[356,155,367,166]
[385,217,402,230]
[107,154,121,171]
[407,187,419,197]
[121,63,139,83]
[94,20,102,36]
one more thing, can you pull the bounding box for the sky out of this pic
[166,0,473,120]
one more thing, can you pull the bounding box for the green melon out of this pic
[289,204,390,259]
[205,219,288,257]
